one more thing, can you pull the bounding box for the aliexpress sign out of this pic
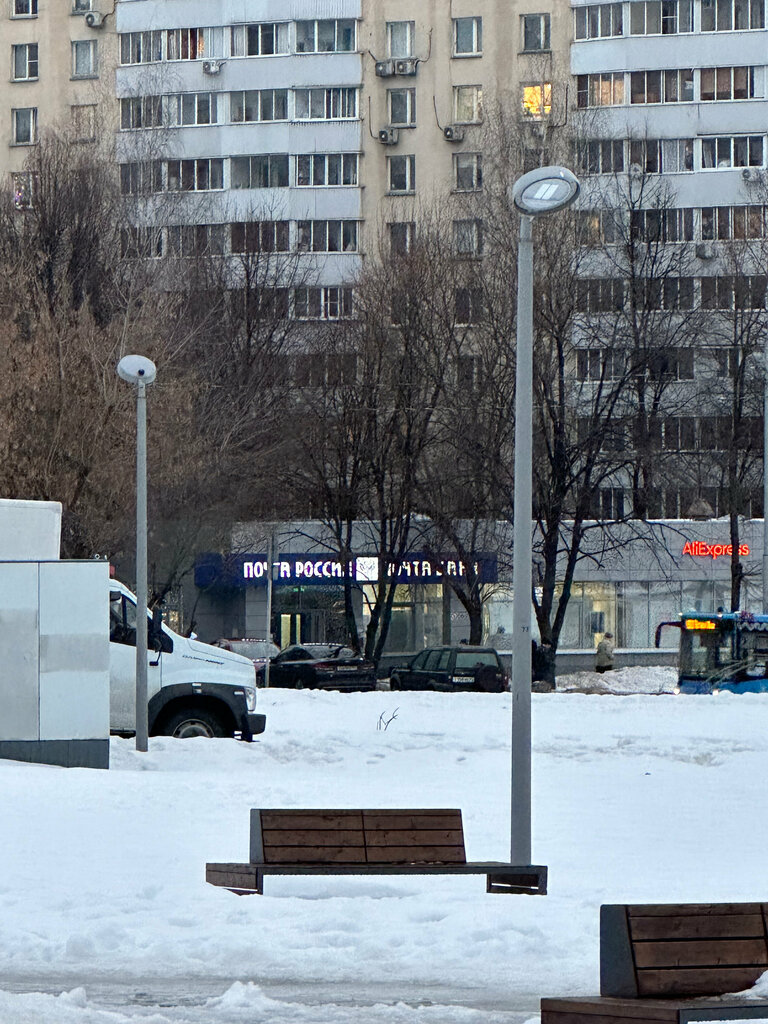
[682,541,750,559]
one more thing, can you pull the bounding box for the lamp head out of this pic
[511,165,580,216]
[117,354,157,385]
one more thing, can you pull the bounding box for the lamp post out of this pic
[117,354,157,752]
[764,332,768,612]
[509,166,580,865]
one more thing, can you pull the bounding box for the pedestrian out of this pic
[595,632,615,673]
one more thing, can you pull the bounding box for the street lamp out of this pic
[764,333,768,612]
[509,166,580,865]
[117,354,157,752]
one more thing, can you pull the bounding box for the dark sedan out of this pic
[389,646,508,692]
[256,644,377,691]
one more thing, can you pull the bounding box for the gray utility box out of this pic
[0,560,110,768]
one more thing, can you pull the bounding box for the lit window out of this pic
[522,83,552,119]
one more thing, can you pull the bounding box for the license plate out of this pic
[453,675,474,683]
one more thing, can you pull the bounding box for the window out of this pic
[646,349,694,379]
[231,89,288,123]
[73,0,92,12]
[71,104,96,141]
[12,171,35,209]
[455,288,484,324]
[12,43,38,83]
[454,85,484,123]
[13,0,37,15]
[120,32,162,65]
[297,220,358,253]
[296,153,358,186]
[578,139,625,174]
[576,278,625,312]
[167,93,218,126]
[165,28,225,60]
[294,88,357,120]
[388,88,416,126]
[387,21,414,57]
[232,154,289,188]
[294,287,354,320]
[295,19,356,53]
[166,158,224,192]
[521,13,551,50]
[701,205,766,238]
[72,40,97,78]
[388,154,416,193]
[630,69,693,103]
[577,73,624,107]
[12,107,36,144]
[701,135,763,168]
[454,152,483,191]
[230,23,289,56]
[121,226,162,259]
[167,224,225,257]
[629,0,693,33]
[575,3,624,37]
[119,161,162,195]
[576,349,628,381]
[454,17,483,55]
[230,221,289,254]
[700,66,763,100]
[120,96,162,130]
[629,138,694,173]
[577,209,622,244]
[522,83,552,119]
[630,208,694,242]
[701,0,765,30]
[390,221,415,254]
[454,218,483,255]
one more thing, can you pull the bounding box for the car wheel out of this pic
[164,707,227,739]
[294,677,305,690]
[390,675,400,690]
[475,665,503,692]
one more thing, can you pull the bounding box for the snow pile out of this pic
[556,666,676,695]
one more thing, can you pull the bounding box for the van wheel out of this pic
[164,707,227,739]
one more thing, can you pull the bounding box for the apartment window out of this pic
[294,88,357,120]
[119,161,162,195]
[454,218,483,255]
[167,93,218,126]
[701,0,765,30]
[12,43,38,81]
[576,278,625,312]
[121,226,162,259]
[701,205,766,239]
[72,40,97,78]
[454,85,483,123]
[576,349,628,381]
[577,73,625,107]
[165,28,226,60]
[455,288,484,324]
[295,153,358,186]
[521,13,551,50]
[294,287,354,320]
[12,0,37,15]
[73,0,92,12]
[645,349,694,379]
[230,221,290,254]
[230,23,289,56]
[295,19,356,53]
[454,152,483,191]
[629,138,694,172]
[631,69,693,103]
[454,17,483,55]
[388,154,415,193]
[71,104,96,141]
[297,220,358,253]
[700,66,763,100]
[231,89,288,123]
[579,139,625,174]
[232,154,289,188]
[630,0,693,33]
[120,96,162,130]
[522,83,552,119]
[166,158,224,192]
[120,32,162,65]
[701,135,763,168]
[12,171,35,209]
[387,21,414,57]
[390,221,415,254]
[630,208,694,242]
[389,88,416,126]
[12,107,36,144]
[578,209,622,245]
[167,224,225,257]
[575,3,624,37]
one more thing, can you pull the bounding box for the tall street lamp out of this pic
[117,354,157,752]
[509,166,580,865]
[764,333,768,612]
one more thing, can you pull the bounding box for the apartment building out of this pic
[2,0,117,203]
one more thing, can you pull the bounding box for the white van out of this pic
[109,580,265,740]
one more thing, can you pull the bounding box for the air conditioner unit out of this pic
[443,125,465,142]
[629,163,643,177]
[378,127,399,145]
[202,59,223,75]
[84,10,104,27]
[375,59,396,77]
[395,58,418,76]
[696,242,717,260]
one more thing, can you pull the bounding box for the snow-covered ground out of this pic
[1,678,766,1023]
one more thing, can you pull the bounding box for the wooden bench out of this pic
[541,903,768,1024]
[206,808,547,895]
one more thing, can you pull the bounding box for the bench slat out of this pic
[627,904,765,917]
[634,939,768,970]
[364,845,467,864]
[630,914,766,941]
[263,845,367,864]
[365,829,465,847]
[262,829,365,848]
[363,810,463,830]
[260,810,363,829]
[636,967,768,999]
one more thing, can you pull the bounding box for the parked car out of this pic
[256,643,377,691]
[389,646,508,692]
[213,638,280,676]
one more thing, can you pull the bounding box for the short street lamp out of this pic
[117,354,157,752]
[509,166,580,865]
